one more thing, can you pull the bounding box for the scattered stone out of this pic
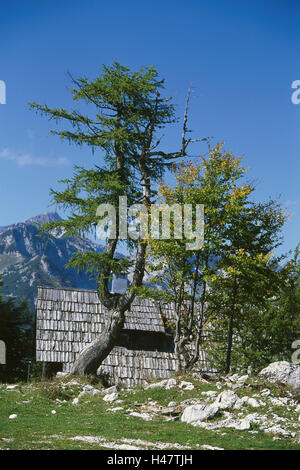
[64,380,80,387]
[181,404,219,425]
[8,414,17,419]
[102,385,119,395]
[108,407,123,413]
[234,396,250,410]
[51,410,56,415]
[6,385,18,390]
[201,444,224,450]
[56,372,68,378]
[260,388,273,397]
[81,384,102,396]
[214,390,238,410]
[263,425,293,438]
[237,375,249,384]
[129,412,153,421]
[168,401,177,407]
[201,391,217,398]
[269,397,289,407]
[180,398,202,407]
[145,378,177,390]
[103,392,119,403]
[179,381,194,391]
[247,398,261,408]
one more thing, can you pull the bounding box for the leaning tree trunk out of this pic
[71,309,124,375]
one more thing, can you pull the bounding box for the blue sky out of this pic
[0,0,299,256]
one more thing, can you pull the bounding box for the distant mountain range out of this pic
[0,212,105,307]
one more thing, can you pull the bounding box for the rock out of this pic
[81,384,102,396]
[233,396,250,410]
[72,397,79,406]
[237,374,249,384]
[264,425,293,438]
[8,414,17,419]
[102,385,119,394]
[201,445,224,450]
[247,398,261,408]
[108,407,123,413]
[156,406,180,417]
[201,391,217,398]
[214,390,238,410]
[51,410,56,415]
[56,372,68,378]
[259,361,300,389]
[179,381,194,391]
[269,397,289,407]
[220,413,261,431]
[145,378,177,390]
[168,401,177,407]
[103,392,118,403]
[64,380,80,387]
[181,404,219,425]
[222,417,251,431]
[129,412,153,421]
[6,385,18,390]
[260,388,273,397]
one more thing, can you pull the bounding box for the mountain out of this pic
[0,212,105,307]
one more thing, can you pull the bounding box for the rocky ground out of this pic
[0,361,299,450]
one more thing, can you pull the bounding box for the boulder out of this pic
[247,398,261,408]
[179,381,194,391]
[259,361,300,389]
[103,392,119,402]
[181,404,219,425]
[81,384,102,396]
[214,390,238,410]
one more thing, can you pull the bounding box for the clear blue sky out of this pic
[0,0,299,255]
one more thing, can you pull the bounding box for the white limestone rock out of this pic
[214,390,239,410]
[179,381,194,391]
[201,391,217,398]
[201,445,224,450]
[247,398,261,408]
[259,361,300,389]
[129,411,153,421]
[181,404,219,425]
[145,378,177,390]
[103,392,119,403]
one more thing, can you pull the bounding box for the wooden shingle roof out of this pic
[36,286,174,334]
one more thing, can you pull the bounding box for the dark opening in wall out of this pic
[116,330,175,353]
[41,361,63,379]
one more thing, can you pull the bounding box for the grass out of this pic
[0,375,299,450]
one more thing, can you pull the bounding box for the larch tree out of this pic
[29,63,204,375]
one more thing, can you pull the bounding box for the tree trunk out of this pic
[225,312,234,375]
[71,309,124,375]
